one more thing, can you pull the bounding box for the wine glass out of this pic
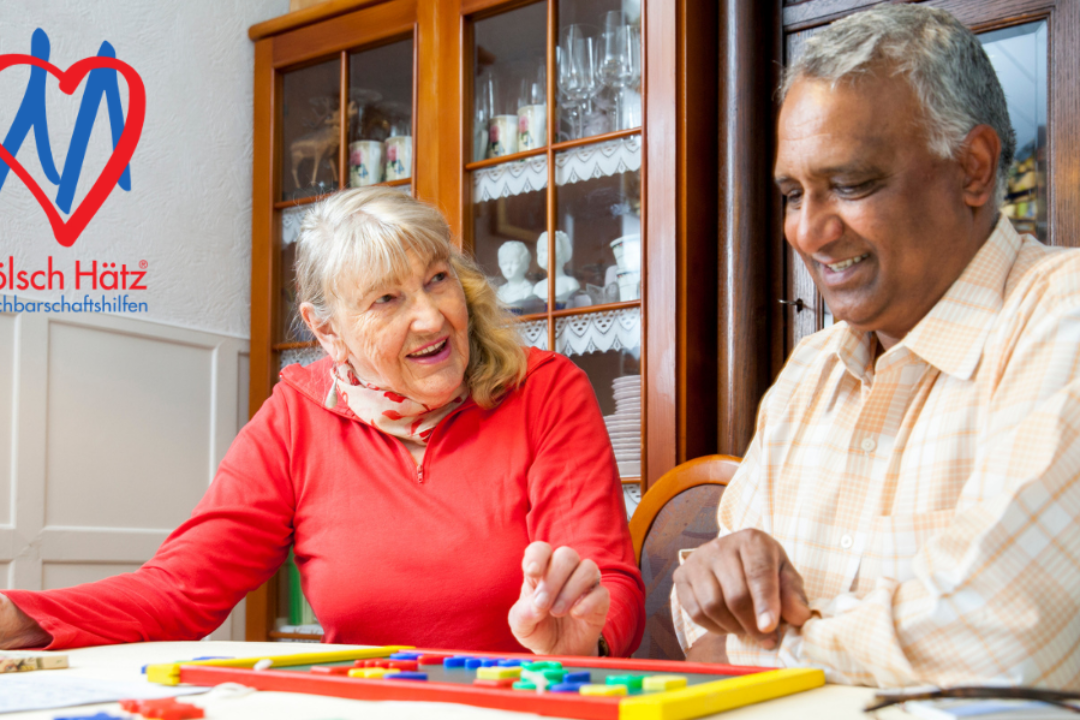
[558,25,599,139]
[597,12,640,131]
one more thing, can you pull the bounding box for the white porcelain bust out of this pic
[533,230,580,302]
[496,241,536,304]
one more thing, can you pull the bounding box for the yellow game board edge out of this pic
[617,668,826,720]
[145,645,413,685]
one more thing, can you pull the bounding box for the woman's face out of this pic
[322,252,470,408]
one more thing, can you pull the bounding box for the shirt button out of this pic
[840,534,854,549]
[860,437,876,452]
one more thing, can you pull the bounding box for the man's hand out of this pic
[508,542,609,656]
[0,594,51,650]
[673,529,811,649]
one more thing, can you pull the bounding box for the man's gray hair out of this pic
[781,5,1015,206]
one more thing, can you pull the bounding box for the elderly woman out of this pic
[0,188,644,657]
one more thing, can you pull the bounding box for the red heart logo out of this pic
[0,54,145,248]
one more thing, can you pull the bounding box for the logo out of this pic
[0,29,145,247]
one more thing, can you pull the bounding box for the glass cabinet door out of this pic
[274,34,417,369]
[465,0,644,515]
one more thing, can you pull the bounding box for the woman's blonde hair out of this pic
[295,186,528,408]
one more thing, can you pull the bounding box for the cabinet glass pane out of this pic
[349,37,414,186]
[554,135,641,309]
[980,21,1047,241]
[281,60,342,202]
[278,205,315,344]
[472,2,547,162]
[557,0,640,141]
[556,308,641,477]
[471,157,548,315]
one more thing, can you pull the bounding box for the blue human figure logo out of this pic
[0,28,132,213]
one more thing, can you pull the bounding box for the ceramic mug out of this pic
[349,140,383,187]
[488,115,519,158]
[611,233,641,272]
[384,135,412,181]
[517,104,546,151]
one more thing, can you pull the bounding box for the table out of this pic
[2,642,913,719]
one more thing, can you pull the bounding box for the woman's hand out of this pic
[508,541,609,656]
[0,594,51,650]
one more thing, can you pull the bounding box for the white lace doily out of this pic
[517,319,549,350]
[281,204,306,246]
[555,307,640,357]
[473,134,641,202]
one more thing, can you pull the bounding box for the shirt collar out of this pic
[833,215,1021,382]
[895,215,1022,380]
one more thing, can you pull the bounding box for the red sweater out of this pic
[4,349,645,656]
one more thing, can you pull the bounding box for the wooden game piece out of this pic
[496,659,523,667]
[390,652,423,660]
[118,698,204,720]
[385,671,428,681]
[512,680,537,691]
[473,677,516,688]
[565,671,591,683]
[53,714,125,720]
[642,675,688,692]
[607,673,645,691]
[0,650,69,672]
[476,666,521,680]
[417,654,449,665]
[348,667,401,679]
[310,665,351,675]
[550,682,586,693]
[443,657,468,668]
[581,684,628,696]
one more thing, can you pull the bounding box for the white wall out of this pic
[0,0,284,337]
[0,0,283,640]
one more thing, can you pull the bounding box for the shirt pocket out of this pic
[859,509,957,588]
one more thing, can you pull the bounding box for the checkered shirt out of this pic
[673,217,1080,689]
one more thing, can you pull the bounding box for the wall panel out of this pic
[1,311,249,639]
[43,562,143,591]
[44,324,214,529]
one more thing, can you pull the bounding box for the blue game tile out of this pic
[54,714,125,720]
[549,682,586,693]
[385,671,428,681]
[480,659,498,667]
[390,652,423,660]
[564,671,591,683]
[443,657,468,668]
[465,658,484,669]
[192,656,233,661]
[497,659,523,667]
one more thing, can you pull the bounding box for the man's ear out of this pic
[958,124,1001,210]
[300,303,346,362]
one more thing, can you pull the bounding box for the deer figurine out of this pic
[289,99,358,190]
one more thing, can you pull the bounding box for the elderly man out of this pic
[673,5,1080,689]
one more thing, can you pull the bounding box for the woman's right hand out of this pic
[0,594,51,649]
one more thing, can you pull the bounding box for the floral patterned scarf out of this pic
[325,361,468,463]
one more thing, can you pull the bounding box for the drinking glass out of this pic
[558,25,598,139]
[597,12,639,131]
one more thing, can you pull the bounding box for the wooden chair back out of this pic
[627,454,741,660]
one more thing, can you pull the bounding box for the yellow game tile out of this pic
[642,674,688,692]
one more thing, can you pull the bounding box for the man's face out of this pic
[775,75,978,347]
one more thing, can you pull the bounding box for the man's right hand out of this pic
[673,529,812,649]
[0,594,51,650]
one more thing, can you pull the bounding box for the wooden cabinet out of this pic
[245,0,718,642]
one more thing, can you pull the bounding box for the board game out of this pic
[146,646,824,720]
